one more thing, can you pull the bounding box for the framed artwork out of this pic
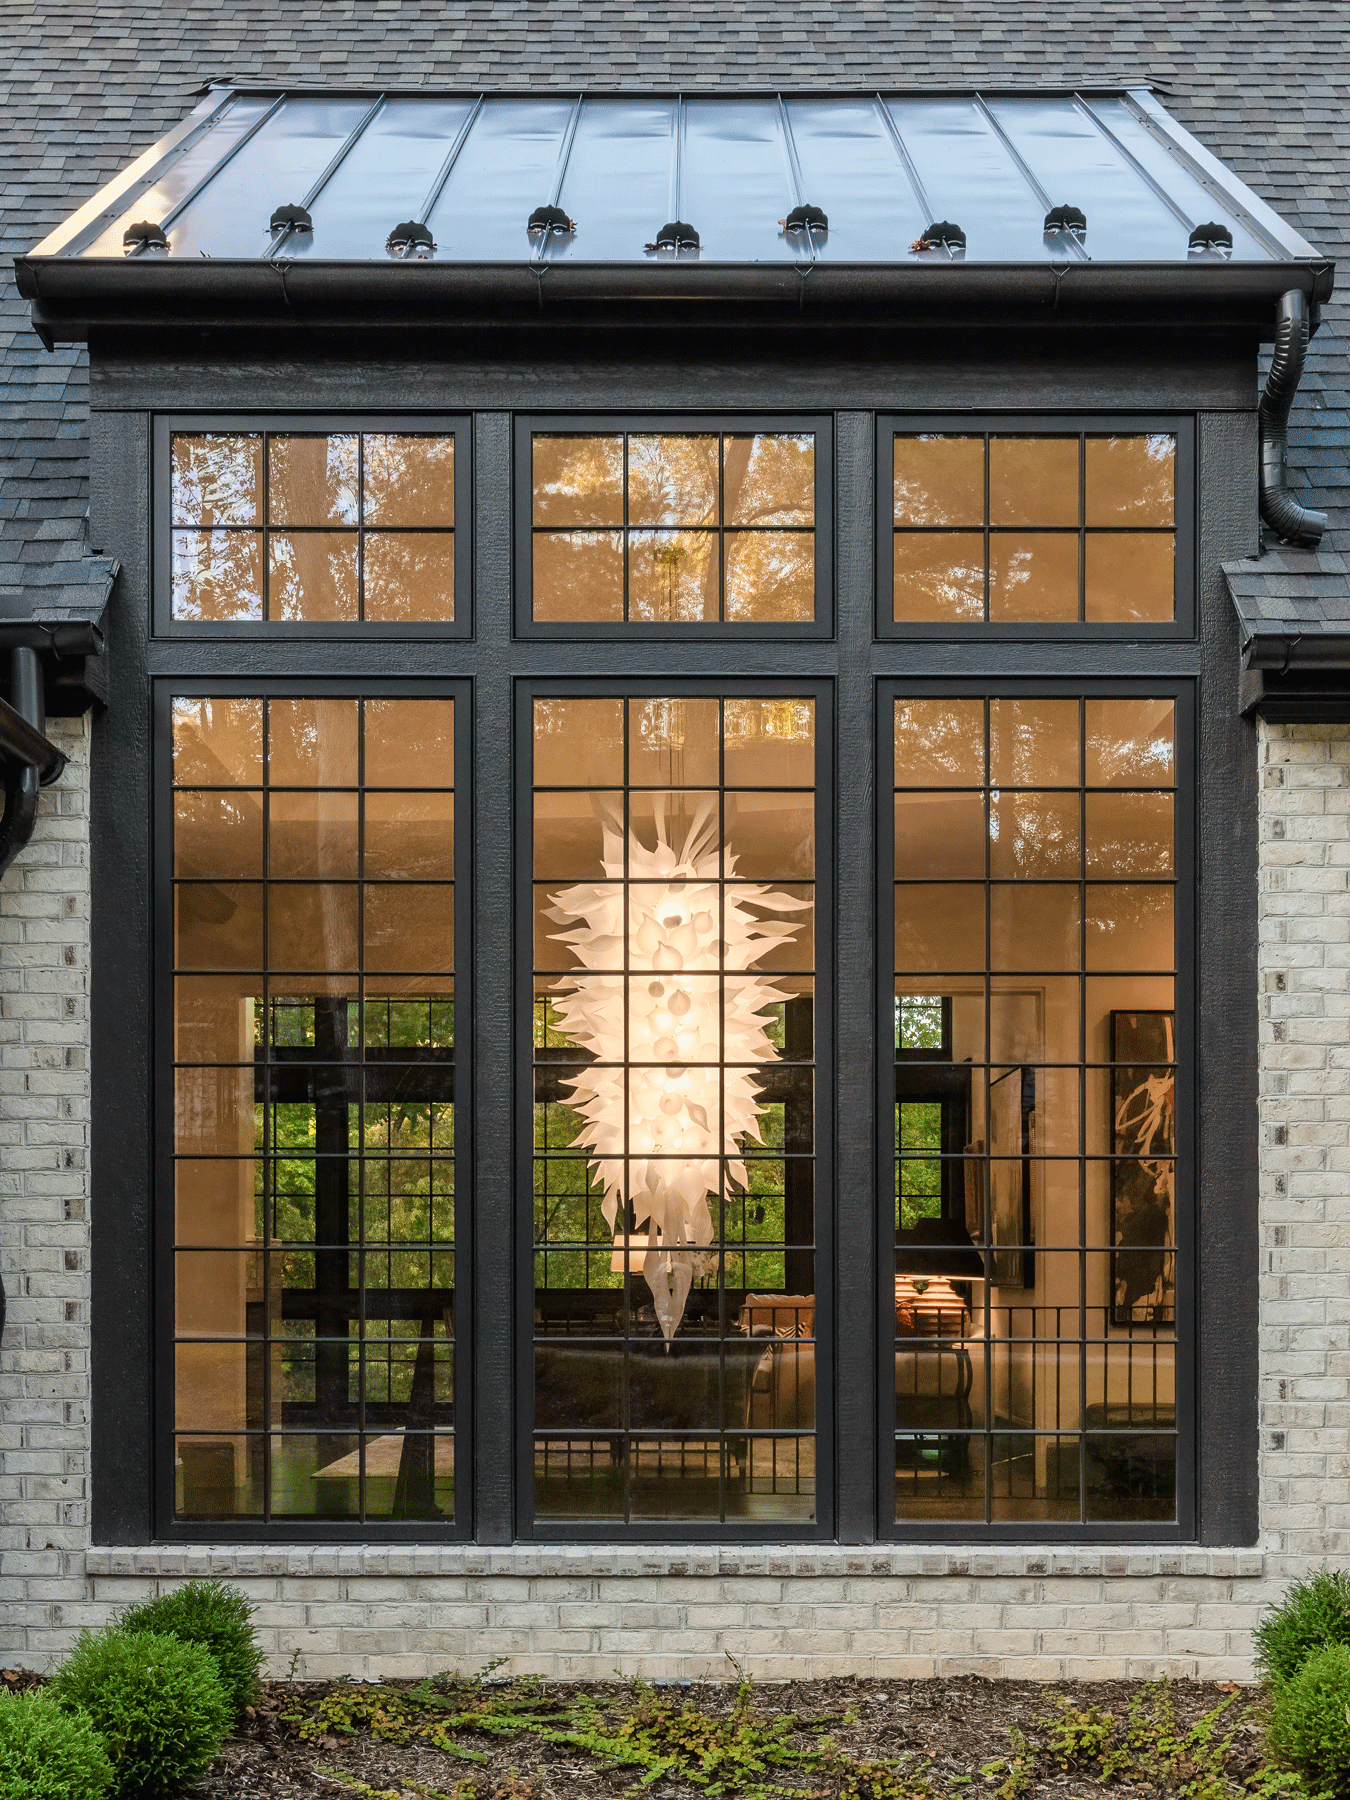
[989,1065,1034,1288]
[1110,1011,1176,1327]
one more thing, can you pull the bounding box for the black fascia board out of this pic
[15,253,1336,345]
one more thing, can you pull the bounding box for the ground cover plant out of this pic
[47,1627,232,1797]
[183,1665,1316,1799]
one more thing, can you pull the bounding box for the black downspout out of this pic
[1259,288,1328,549]
[0,646,67,1343]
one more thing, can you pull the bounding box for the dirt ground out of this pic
[189,1674,1269,1799]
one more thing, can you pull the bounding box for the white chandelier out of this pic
[546,793,806,1341]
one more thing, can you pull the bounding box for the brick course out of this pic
[0,715,1346,1678]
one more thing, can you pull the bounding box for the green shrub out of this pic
[1256,1569,1350,1688]
[49,1628,231,1797]
[1267,1641,1350,1796]
[0,1687,115,1799]
[118,1578,264,1712]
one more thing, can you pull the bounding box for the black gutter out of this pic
[16,254,1336,343]
[1241,631,1350,672]
[1258,288,1327,547]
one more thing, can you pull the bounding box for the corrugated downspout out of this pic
[1259,289,1327,548]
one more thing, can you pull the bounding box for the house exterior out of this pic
[0,3,1347,1682]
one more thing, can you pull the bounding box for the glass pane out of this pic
[268,699,359,787]
[1085,699,1175,788]
[173,697,263,787]
[989,534,1078,622]
[365,699,454,789]
[894,698,985,787]
[268,885,359,971]
[724,531,814,622]
[893,532,984,622]
[989,437,1078,527]
[895,791,985,879]
[172,434,260,526]
[535,697,625,787]
[629,697,720,787]
[1085,435,1174,527]
[724,791,815,879]
[172,530,263,622]
[268,435,359,527]
[364,793,454,881]
[989,698,1079,788]
[177,1438,262,1518]
[364,887,454,972]
[363,435,455,528]
[268,532,359,623]
[988,791,1079,879]
[1086,792,1173,877]
[268,792,359,880]
[533,531,624,623]
[176,883,263,970]
[533,435,623,527]
[363,532,455,623]
[894,436,983,526]
[990,884,1080,971]
[628,435,719,527]
[1085,885,1174,971]
[1085,534,1174,623]
[628,529,717,622]
[174,791,263,879]
[895,884,984,969]
[724,434,813,526]
[724,698,815,786]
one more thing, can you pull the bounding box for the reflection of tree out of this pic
[1114,1015,1175,1320]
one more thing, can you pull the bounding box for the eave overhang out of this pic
[14,254,1336,345]
[1227,549,1350,721]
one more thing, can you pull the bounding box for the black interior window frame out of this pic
[873,676,1197,1544]
[876,413,1196,643]
[513,412,834,641]
[152,413,474,641]
[151,675,476,1542]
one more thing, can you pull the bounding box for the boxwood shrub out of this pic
[119,1578,264,1712]
[0,1688,114,1800]
[1266,1640,1350,1796]
[48,1628,231,1797]
[1255,1567,1350,1688]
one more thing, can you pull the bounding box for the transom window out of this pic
[525,424,823,625]
[883,422,1188,630]
[166,425,463,626]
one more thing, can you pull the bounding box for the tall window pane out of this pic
[532,695,816,1522]
[532,434,816,622]
[891,695,1178,1525]
[172,694,457,1521]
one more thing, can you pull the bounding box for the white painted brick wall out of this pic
[0,716,1345,1680]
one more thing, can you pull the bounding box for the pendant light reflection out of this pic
[547,793,806,1342]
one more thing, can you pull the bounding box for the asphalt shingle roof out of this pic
[2,2,1347,605]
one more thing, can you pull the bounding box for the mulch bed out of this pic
[181,1674,1269,1798]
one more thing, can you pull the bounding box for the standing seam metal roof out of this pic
[1,0,1348,612]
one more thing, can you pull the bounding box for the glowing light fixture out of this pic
[547,793,806,1341]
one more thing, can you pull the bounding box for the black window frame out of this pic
[876,414,1196,643]
[152,413,474,641]
[152,674,476,1542]
[875,676,1197,1542]
[513,413,834,641]
[513,674,837,1542]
